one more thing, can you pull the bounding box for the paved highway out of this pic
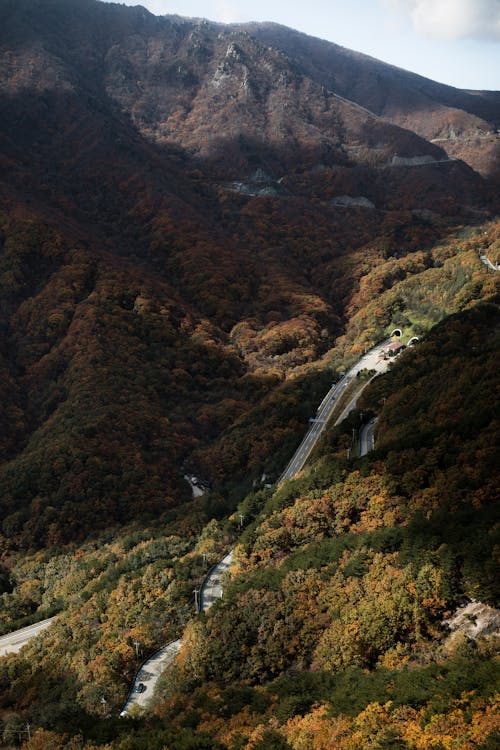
[0,617,55,658]
[278,341,390,482]
[333,375,378,428]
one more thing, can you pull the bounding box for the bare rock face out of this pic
[443,601,500,650]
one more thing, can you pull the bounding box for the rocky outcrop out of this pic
[443,601,500,650]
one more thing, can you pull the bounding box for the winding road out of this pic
[2,336,395,716]
[480,254,499,272]
[120,340,391,712]
[119,639,182,716]
[119,550,234,716]
[200,551,233,612]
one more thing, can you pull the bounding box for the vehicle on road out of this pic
[135,683,146,693]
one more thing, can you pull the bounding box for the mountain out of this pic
[2,0,498,184]
[246,23,500,181]
[0,1,499,747]
[4,0,497,179]
[0,0,498,550]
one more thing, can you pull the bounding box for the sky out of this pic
[101,0,500,90]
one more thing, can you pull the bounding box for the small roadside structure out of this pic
[386,341,405,357]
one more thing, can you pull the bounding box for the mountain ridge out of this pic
[244,21,500,180]
[0,3,498,746]
[2,0,498,181]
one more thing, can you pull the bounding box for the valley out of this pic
[0,336,391,711]
[0,1,498,748]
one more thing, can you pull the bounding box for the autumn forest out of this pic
[0,0,499,748]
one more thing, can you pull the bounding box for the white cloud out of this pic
[386,0,500,40]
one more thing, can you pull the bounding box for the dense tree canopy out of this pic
[0,3,498,747]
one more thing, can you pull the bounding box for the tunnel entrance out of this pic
[390,328,402,338]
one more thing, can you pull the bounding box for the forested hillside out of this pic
[1,297,498,750]
[0,1,499,748]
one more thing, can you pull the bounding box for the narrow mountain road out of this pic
[200,551,233,612]
[480,254,499,272]
[279,341,390,482]
[0,618,55,658]
[120,639,182,716]
[120,550,234,716]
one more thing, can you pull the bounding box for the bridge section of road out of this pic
[119,639,182,716]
